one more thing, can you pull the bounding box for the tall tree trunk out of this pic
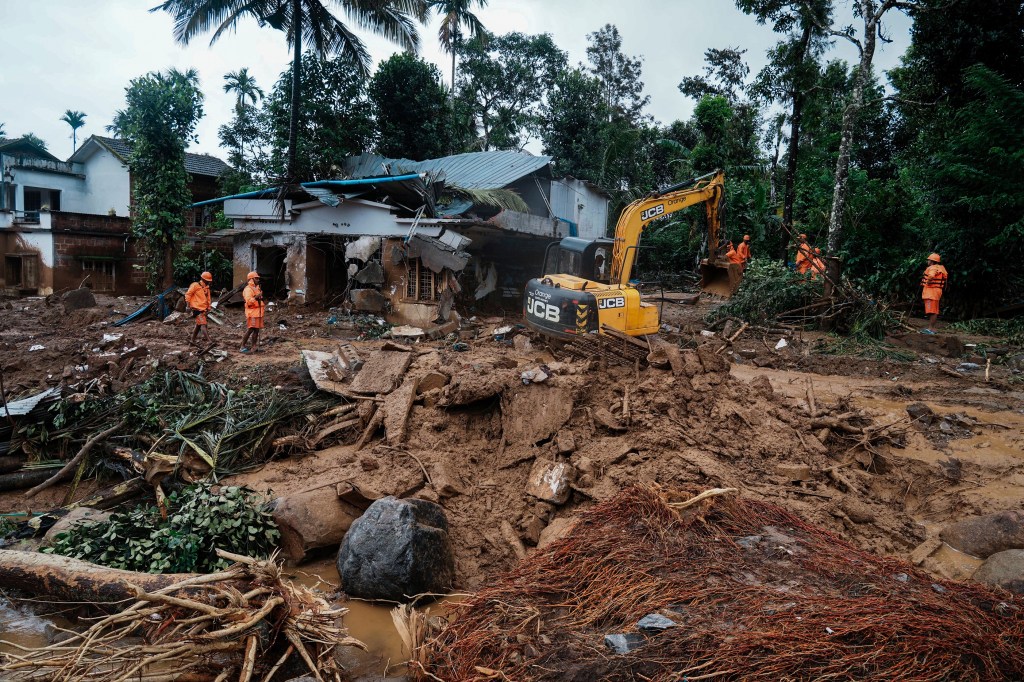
[826,2,879,254]
[286,0,302,183]
[781,19,813,261]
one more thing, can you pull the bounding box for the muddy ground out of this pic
[1,291,1022,594]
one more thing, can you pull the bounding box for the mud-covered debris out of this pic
[350,288,387,312]
[502,385,574,446]
[972,550,1024,594]
[520,366,549,384]
[349,349,413,395]
[592,407,626,432]
[440,365,509,406]
[538,517,577,549]
[940,511,1024,559]
[525,459,575,505]
[775,464,813,482]
[63,287,97,313]
[555,429,576,455]
[429,461,466,498]
[382,377,418,444]
[273,486,363,563]
[906,402,935,425]
[417,371,449,394]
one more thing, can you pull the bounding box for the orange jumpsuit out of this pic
[809,257,826,280]
[726,246,744,265]
[184,281,211,325]
[795,243,812,274]
[921,264,948,315]
[243,282,265,329]
[737,241,751,263]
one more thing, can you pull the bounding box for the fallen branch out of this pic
[24,418,127,498]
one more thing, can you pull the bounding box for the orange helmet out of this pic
[200,271,213,282]
[743,234,750,241]
[927,253,941,263]
[814,247,822,254]
[247,271,260,281]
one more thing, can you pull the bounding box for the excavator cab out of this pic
[541,237,614,284]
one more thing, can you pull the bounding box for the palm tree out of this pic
[223,68,264,111]
[151,0,427,182]
[428,0,487,95]
[60,110,87,153]
[0,122,6,138]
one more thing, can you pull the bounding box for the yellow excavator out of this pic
[523,170,739,340]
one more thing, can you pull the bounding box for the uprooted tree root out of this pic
[0,550,364,682]
[423,486,1024,682]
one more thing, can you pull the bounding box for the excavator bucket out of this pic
[699,260,743,298]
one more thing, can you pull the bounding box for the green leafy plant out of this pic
[44,483,279,573]
[709,257,814,324]
[947,318,1024,346]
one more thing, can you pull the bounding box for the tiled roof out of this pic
[342,150,552,190]
[89,136,231,177]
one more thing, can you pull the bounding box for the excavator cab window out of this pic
[542,237,615,281]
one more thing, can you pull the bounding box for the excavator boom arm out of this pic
[610,170,725,286]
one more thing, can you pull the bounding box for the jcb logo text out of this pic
[526,297,560,322]
[641,204,665,221]
[598,297,626,309]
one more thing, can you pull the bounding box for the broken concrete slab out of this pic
[537,516,577,549]
[428,461,466,498]
[349,350,413,395]
[593,407,626,432]
[775,464,813,482]
[302,350,349,396]
[416,371,449,394]
[501,384,574,446]
[353,261,385,285]
[273,486,364,563]
[350,288,388,313]
[440,366,510,406]
[555,429,576,456]
[382,377,418,445]
[525,459,575,505]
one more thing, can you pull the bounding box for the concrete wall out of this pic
[75,148,131,216]
[8,168,87,214]
[507,175,551,217]
[551,179,610,240]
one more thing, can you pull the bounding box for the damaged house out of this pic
[211,150,609,327]
[0,135,229,296]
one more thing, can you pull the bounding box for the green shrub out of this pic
[709,257,815,324]
[44,483,279,573]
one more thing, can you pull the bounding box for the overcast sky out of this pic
[0,1,913,161]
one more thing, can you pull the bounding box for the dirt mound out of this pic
[424,486,1024,681]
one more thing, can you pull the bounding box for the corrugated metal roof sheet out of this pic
[342,151,551,190]
[2,387,60,417]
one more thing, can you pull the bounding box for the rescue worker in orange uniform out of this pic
[920,253,948,334]
[184,271,213,347]
[808,248,826,280]
[794,233,812,274]
[240,272,265,353]
[737,234,752,267]
[725,241,744,266]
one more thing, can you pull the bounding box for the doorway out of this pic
[254,245,287,299]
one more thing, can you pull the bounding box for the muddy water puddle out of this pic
[1,557,451,679]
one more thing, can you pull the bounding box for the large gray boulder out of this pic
[337,496,454,602]
[940,511,1024,558]
[63,287,97,312]
[972,550,1024,594]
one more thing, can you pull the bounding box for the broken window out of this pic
[4,254,39,290]
[405,258,439,302]
[81,259,116,292]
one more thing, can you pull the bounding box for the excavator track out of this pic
[562,325,652,367]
